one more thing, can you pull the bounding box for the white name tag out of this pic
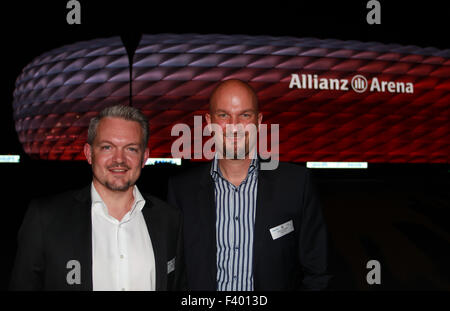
[167,257,176,274]
[269,220,294,240]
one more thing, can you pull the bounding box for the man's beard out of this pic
[222,134,257,160]
[104,180,133,192]
[223,142,247,159]
[92,160,138,192]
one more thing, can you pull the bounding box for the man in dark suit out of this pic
[168,79,331,290]
[10,105,185,291]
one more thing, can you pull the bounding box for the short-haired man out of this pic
[168,79,331,290]
[10,105,185,291]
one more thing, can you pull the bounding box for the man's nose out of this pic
[225,122,244,136]
[229,115,240,126]
[112,148,125,163]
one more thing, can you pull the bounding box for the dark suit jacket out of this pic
[168,161,332,291]
[10,185,185,291]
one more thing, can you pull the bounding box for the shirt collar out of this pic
[210,153,259,182]
[90,183,146,220]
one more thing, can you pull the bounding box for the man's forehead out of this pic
[210,80,258,110]
[211,93,257,111]
[214,107,257,113]
[211,102,258,114]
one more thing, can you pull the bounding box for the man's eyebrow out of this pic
[215,109,256,113]
[125,143,141,148]
[97,141,141,147]
[97,140,113,145]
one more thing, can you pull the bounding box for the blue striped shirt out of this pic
[210,156,259,291]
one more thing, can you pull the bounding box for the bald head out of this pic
[209,79,259,113]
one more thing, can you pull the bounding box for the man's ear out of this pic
[141,147,149,168]
[205,113,212,133]
[257,112,263,130]
[205,112,211,125]
[84,143,93,164]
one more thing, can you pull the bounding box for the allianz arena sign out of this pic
[289,74,414,94]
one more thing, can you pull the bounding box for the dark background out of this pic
[1,1,449,290]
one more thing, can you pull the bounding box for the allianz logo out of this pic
[289,73,414,94]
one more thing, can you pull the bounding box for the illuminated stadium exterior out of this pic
[12,34,450,163]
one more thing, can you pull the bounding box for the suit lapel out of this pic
[72,186,93,291]
[253,167,275,289]
[197,165,217,290]
[141,200,167,291]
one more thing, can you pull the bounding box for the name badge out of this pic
[269,220,294,240]
[167,257,176,274]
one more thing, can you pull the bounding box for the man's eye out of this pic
[218,113,227,118]
[128,147,138,152]
[101,145,111,150]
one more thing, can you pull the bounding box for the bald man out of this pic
[168,79,331,291]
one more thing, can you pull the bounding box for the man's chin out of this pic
[104,181,133,192]
[221,149,248,160]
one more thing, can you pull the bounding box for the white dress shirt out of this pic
[91,183,156,291]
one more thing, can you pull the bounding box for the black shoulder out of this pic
[144,193,181,216]
[29,186,87,209]
[168,163,210,185]
[276,161,307,172]
[262,161,309,178]
[23,186,90,226]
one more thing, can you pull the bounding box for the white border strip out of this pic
[145,158,182,166]
[307,162,368,169]
[0,155,20,163]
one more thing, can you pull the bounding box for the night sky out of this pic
[2,1,448,157]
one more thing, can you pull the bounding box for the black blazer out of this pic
[10,185,185,291]
[168,162,332,291]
